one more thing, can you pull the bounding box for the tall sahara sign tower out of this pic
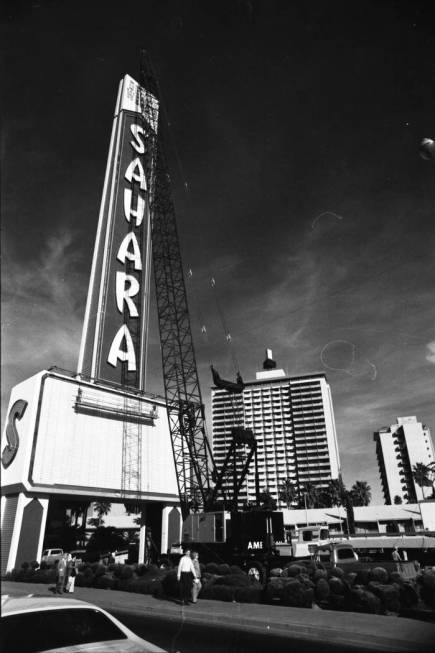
[1,76,183,577]
[78,75,159,389]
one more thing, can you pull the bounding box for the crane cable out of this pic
[152,70,247,508]
[152,66,242,378]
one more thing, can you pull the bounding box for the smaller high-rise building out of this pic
[374,416,434,504]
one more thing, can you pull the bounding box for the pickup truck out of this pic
[41,548,64,566]
[309,542,418,579]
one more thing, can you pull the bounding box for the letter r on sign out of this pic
[116,272,139,317]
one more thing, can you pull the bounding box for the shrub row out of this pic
[4,558,435,618]
[265,563,435,616]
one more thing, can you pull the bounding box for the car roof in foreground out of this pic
[2,596,99,615]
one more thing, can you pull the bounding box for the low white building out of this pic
[281,501,435,534]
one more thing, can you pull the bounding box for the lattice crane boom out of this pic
[142,53,256,519]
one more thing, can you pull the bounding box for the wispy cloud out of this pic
[1,228,87,415]
[426,341,435,364]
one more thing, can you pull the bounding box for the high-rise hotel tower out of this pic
[211,350,340,508]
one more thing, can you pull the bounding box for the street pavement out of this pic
[2,581,434,652]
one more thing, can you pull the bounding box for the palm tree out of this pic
[412,462,432,500]
[428,462,435,498]
[278,478,297,508]
[300,482,320,509]
[327,478,347,507]
[350,481,372,506]
[88,501,111,528]
[343,491,355,535]
[258,488,277,511]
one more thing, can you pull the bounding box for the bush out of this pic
[201,572,219,585]
[93,574,114,589]
[201,585,234,602]
[33,569,57,584]
[230,565,244,575]
[135,564,147,577]
[205,563,219,575]
[399,582,419,609]
[93,564,107,578]
[21,561,30,570]
[389,571,405,585]
[283,564,304,578]
[367,582,400,613]
[112,564,133,580]
[281,579,313,607]
[315,578,330,602]
[142,567,167,582]
[162,570,179,598]
[329,577,345,595]
[368,567,389,584]
[264,577,286,602]
[76,572,94,588]
[296,573,314,589]
[355,569,370,586]
[214,573,251,588]
[30,560,40,570]
[328,567,345,579]
[234,586,263,603]
[420,570,435,591]
[345,572,357,587]
[350,588,381,614]
[120,565,133,581]
[217,563,231,575]
[313,569,328,581]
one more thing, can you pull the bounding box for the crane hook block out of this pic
[211,365,244,393]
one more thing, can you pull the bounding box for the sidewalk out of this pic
[3,581,434,652]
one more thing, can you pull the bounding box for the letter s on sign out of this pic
[1,399,27,468]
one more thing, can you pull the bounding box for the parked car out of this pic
[41,548,63,566]
[1,596,166,652]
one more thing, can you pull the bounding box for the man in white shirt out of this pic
[177,548,197,605]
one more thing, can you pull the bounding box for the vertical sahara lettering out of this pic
[76,75,159,390]
[107,123,148,372]
[2,399,28,468]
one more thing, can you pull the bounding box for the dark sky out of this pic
[2,0,435,502]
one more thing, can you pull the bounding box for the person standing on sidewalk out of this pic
[392,546,402,572]
[65,554,77,593]
[177,548,197,605]
[55,554,67,594]
[191,551,202,604]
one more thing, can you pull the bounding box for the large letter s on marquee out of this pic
[2,399,28,468]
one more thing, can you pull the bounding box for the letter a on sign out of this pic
[117,232,142,270]
[125,157,147,190]
[108,325,137,371]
